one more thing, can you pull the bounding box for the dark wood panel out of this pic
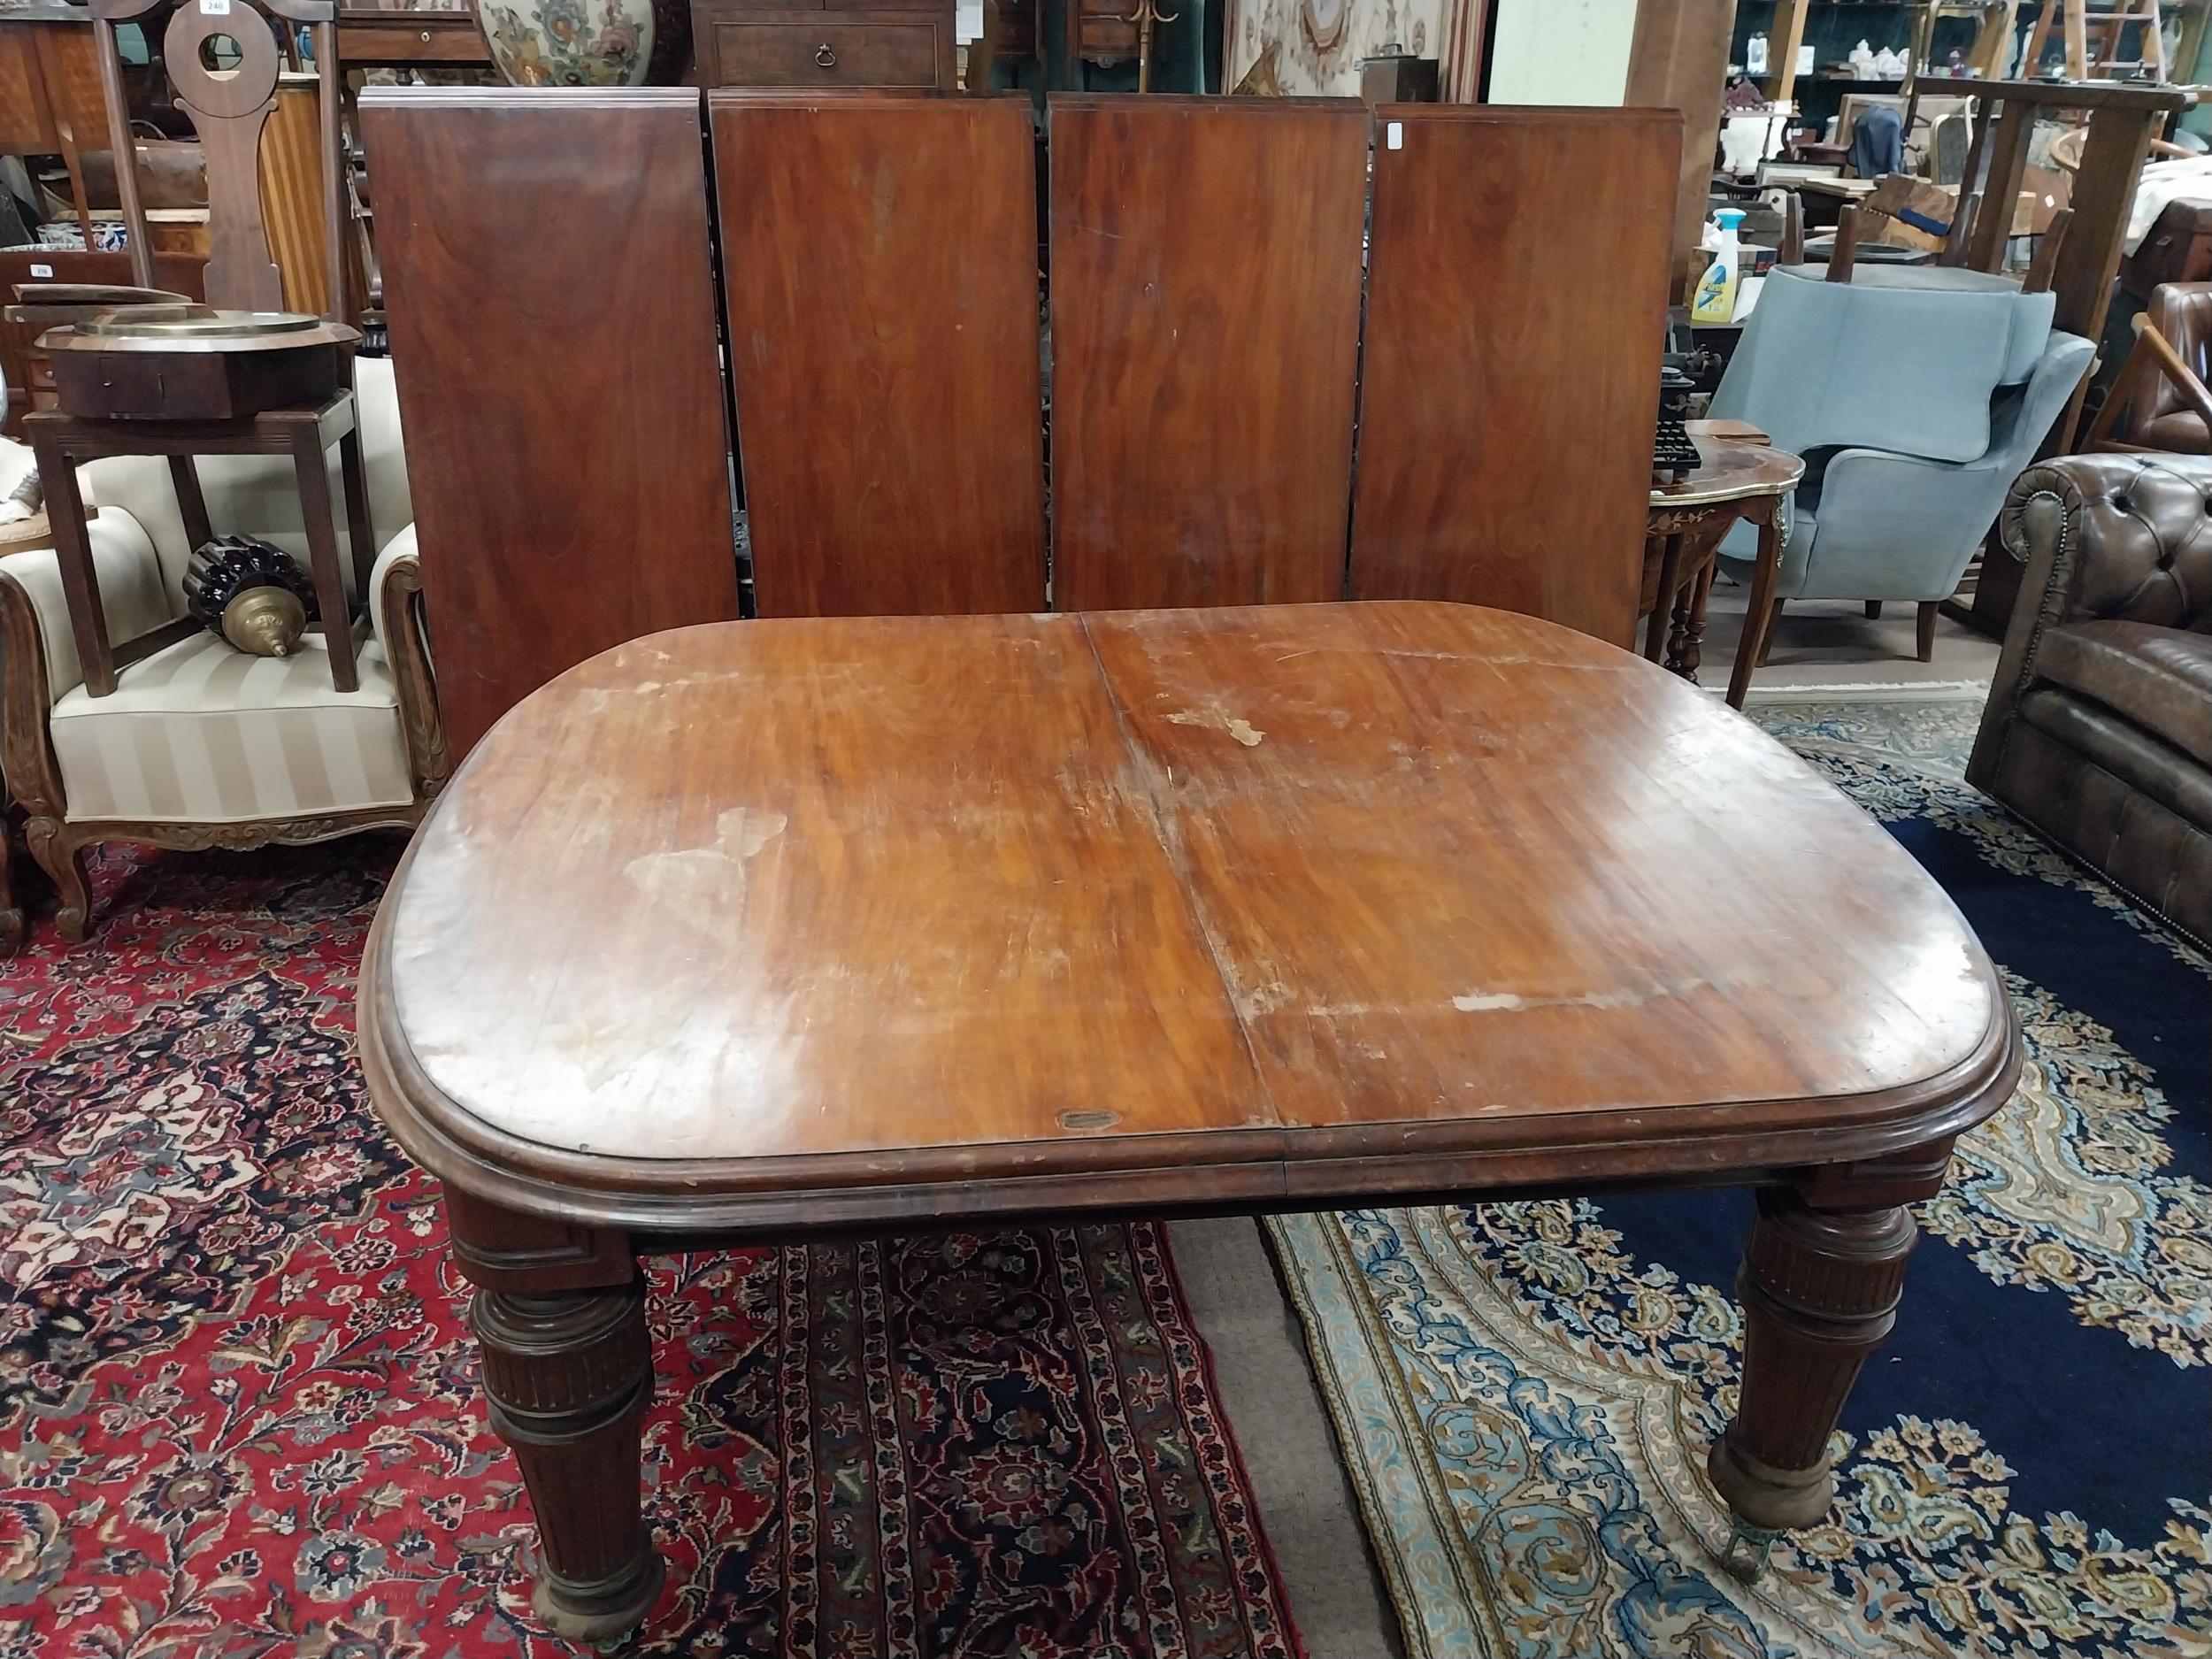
[361,88,739,760]
[711,93,1045,616]
[1348,107,1680,649]
[1047,96,1368,611]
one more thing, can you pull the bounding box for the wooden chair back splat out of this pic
[165,0,288,310]
[92,0,349,325]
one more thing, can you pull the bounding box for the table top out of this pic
[359,602,2016,1233]
[1651,439,1804,508]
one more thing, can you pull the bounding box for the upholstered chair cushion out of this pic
[2143,281,2212,425]
[2133,410,2212,453]
[2034,621,2212,770]
[47,628,412,823]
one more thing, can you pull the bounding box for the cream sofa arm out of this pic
[0,508,176,706]
[368,522,447,793]
[368,522,420,651]
[0,508,174,824]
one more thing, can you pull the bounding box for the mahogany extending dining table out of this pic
[357,600,2020,1643]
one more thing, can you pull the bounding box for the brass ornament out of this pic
[220,584,308,657]
[183,534,323,657]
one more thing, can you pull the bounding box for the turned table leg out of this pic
[444,1190,662,1643]
[1667,548,1717,682]
[1708,1185,1917,1580]
[1727,499,1786,710]
[473,1281,664,1640]
[1645,533,1686,663]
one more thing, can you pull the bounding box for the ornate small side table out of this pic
[1645,435,1804,710]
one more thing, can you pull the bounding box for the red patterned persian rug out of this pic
[0,841,1302,1659]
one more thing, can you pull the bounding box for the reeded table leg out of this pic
[441,1192,660,1641]
[1708,1185,1917,1580]
[473,1281,664,1641]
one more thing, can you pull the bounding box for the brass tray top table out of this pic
[357,600,2020,1643]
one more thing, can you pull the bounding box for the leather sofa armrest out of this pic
[1970,453,2212,789]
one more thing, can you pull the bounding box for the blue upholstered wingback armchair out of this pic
[1709,265,2096,661]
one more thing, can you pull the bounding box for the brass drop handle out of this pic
[814,41,836,65]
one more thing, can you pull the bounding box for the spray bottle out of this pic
[1691,208,1748,326]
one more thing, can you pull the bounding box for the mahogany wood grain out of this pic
[1046,96,1367,611]
[1348,108,1681,649]
[363,602,2016,1235]
[361,88,740,760]
[710,92,1045,616]
[335,10,495,66]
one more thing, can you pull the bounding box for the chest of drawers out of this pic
[693,0,956,88]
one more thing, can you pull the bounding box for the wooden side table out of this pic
[1645,435,1803,710]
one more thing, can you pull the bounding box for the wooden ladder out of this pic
[1908,1,2020,88]
[2025,1,2170,80]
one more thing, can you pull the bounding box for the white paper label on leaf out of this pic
[201,0,231,15]
[30,262,53,278]
[1386,121,1403,150]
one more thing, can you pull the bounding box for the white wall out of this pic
[1486,0,1640,105]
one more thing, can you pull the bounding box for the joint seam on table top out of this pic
[1076,611,1289,1139]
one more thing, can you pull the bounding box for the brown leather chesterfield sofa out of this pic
[1969,454,2212,946]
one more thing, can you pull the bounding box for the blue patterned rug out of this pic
[1269,691,2212,1659]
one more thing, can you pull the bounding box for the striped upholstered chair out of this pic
[0,356,445,949]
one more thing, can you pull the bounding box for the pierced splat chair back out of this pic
[88,0,348,321]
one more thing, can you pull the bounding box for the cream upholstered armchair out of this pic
[0,356,444,950]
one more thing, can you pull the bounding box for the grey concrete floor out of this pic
[1171,583,2001,1655]
[1694,574,2002,692]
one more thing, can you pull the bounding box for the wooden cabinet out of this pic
[693,0,955,87]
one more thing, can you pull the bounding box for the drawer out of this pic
[337,19,495,61]
[27,355,55,392]
[712,20,938,84]
[1071,0,1135,58]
